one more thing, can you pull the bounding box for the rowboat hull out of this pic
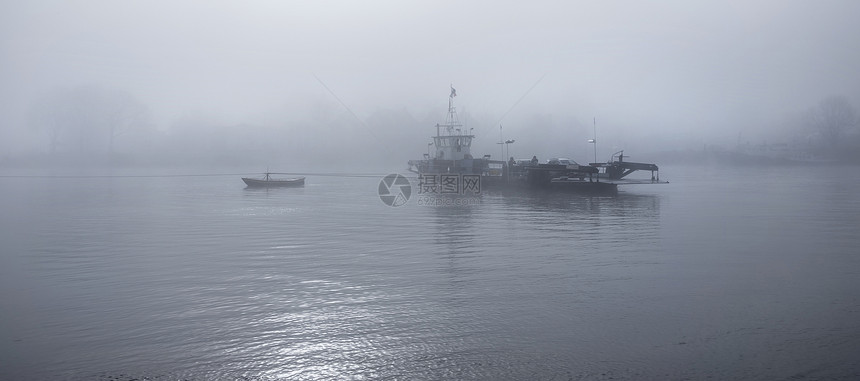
[242,177,305,188]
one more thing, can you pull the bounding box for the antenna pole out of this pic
[500,125,504,160]
[593,117,597,164]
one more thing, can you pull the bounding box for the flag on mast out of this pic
[450,86,457,98]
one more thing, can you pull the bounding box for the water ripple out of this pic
[2,168,860,379]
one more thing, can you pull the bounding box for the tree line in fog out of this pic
[9,84,860,167]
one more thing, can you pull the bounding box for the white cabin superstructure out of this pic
[407,87,506,184]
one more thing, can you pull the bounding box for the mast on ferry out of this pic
[431,86,473,161]
[437,86,462,136]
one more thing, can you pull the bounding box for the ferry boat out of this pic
[407,89,664,194]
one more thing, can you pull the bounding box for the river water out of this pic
[1,165,859,380]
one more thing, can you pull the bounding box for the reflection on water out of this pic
[2,168,860,380]
[430,201,478,253]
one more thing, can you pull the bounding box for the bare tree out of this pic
[28,92,66,154]
[28,85,151,155]
[103,88,151,153]
[806,95,857,148]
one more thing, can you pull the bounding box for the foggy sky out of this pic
[2,0,860,165]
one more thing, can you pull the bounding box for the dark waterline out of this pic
[1,165,859,379]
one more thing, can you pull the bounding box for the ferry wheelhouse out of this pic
[407,88,507,186]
